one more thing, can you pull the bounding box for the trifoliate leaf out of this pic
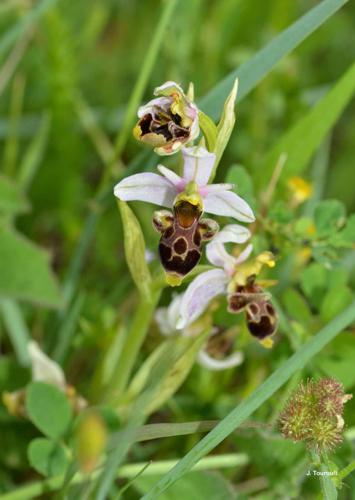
[314,199,346,237]
[28,438,68,477]
[26,382,72,439]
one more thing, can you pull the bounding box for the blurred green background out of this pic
[0,0,355,497]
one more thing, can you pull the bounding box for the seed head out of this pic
[278,378,352,454]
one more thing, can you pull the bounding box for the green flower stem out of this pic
[141,301,355,499]
[102,289,162,403]
[310,449,338,500]
[0,454,247,500]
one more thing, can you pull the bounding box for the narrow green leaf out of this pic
[0,226,62,308]
[118,201,152,298]
[141,301,355,498]
[28,438,68,477]
[0,174,29,215]
[122,332,208,416]
[320,286,353,322]
[26,382,72,439]
[261,60,355,185]
[0,298,30,366]
[198,111,217,152]
[210,78,238,180]
[199,0,349,120]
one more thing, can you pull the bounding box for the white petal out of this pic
[157,165,183,188]
[204,190,255,223]
[182,146,216,186]
[206,242,236,270]
[212,224,251,244]
[201,183,234,195]
[177,269,227,329]
[155,294,183,335]
[197,349,244,371]
[137,96,171,117]
[234,243,253,265]
[154,81,184,96]
[114,173,176,208]
[205,226,251,271]
[189,104,200,140]
[168,294,184,330]
[28,341,66,389]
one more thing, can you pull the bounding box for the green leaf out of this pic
[261,60,355,185]
[282,288,312,323]
[122,332,208,417]
[26,382,72,439]
[199,0,349,120]
[27,438,68,477]
[314,200,346,237]
[198,111,217,152]
[315,333,355,390]
[210,78,238,179]
[0,226,62,308]
[134,471,237,499]
[0,299,30,366]
[226,165,256,209]
[118,201,152,298]
[0,174,29,216]
[320,286,353,323]
[300,263,327,309]
[332,213,355,247]
[141,302,355,499]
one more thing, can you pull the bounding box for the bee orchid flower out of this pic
[114,146,254,284]
[177,225,278,347]
[133,81,199,155]
[155,294,244,371]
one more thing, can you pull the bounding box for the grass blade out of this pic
[141,301,355,498]
[199,0,349,120]
[0,298,30,366]
[260,60,355,185]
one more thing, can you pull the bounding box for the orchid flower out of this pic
[155,294,244,371]
[114,146,255,284]
[178,225,278,347]
[133,81,199,155]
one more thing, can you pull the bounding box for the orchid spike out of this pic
[178,225,278,346]
[133,81,199,155]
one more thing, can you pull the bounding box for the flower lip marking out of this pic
[154,200,219,285]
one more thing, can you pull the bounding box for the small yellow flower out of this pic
[287,176,313,205]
